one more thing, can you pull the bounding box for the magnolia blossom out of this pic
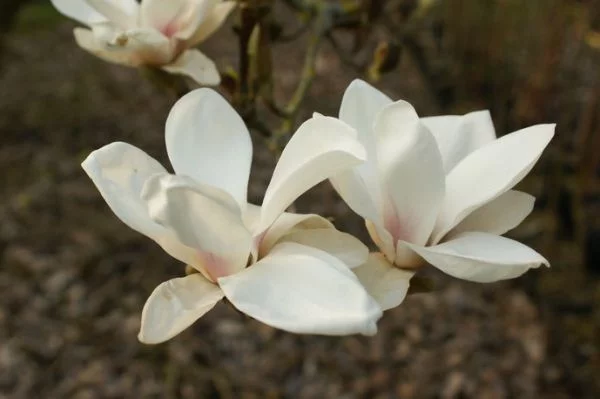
[328,80,554,310]
[82,88,381,343]
[50,0,236,85]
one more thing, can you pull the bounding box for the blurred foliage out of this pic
[12,2,63,33]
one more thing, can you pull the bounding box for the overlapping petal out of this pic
[162,50,220,85]
[365,220,396,262]
[86,0,137,28]
[258,211,333,254]
[142,174,252,279]
[51,0,106,25]
[75,26,173,67]
[51,0,138,26]
[422,110,496,173]
[219,242,382,335]
[259,115,366,232]
[432,124,555,243]
[138,274,223,344]
[339,79,393,152]
[139,0,218,39]
[352,253,414,311]
[165,89,252,208]
[373,101,445,246]
[82,141,167,237]
[278,228,369,268]
[186,1,237,46]
[399,232,548,283]
[81,142,200,267]
[73,28,139,66]
[448,190,535,238]
[331,80,392,223]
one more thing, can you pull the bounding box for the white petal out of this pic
[86,0,138,28]
[74,26,173,67]
[432,124,555,243]
[186,1,237,45]
[142,174,252,279]
[138,274,223,344]
[162,49,221,85]
[329,168,381,229]
[449,190,535,238]
[165,88,251,208]
[331,80,393,223]
[259,115,366,232]
[279,228,369,268]
[422,110,496,173]
[352,253,414,311]
[139,0,217,39]
[82,142,167,237]
[81,142,199,266]
[219,242,382,336]
[74,27,139,66]
[339,79,393,150]
[399,232,549,283]
[51,0,107,25]
[373,101,445,246]
[365,220,396,262]
[258,211,333,254]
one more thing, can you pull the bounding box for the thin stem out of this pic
[267,4,327,152]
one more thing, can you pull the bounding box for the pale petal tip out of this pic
[361,320,379,336]
[348,78,370,89]
[137,318,162,345]
[467,109,492,118]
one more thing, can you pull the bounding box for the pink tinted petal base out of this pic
[196,250,235,282]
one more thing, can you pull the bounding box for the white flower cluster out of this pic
[57,0,554,345]
[82,81,553,344]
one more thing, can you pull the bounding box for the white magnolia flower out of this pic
[328,80,554,311]
[50,0,236,85]
[82,88,382,343]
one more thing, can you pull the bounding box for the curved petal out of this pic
[373,101,445,245]
[352,253,414,311]
[187,1,237,45]
[422,110,495,173]
[339,79,393,150]
[259,211,333,254]
[165,88,252,208]
[139,0,217,39]
[332,80,393,222]
[259,115,366,232]
[138,274,223,344]
[329,167,382,229]
[51,0,107,25]
[82,142,167,237]
[86,0,138,28]
[219,242,382,336]
[399,232,549,283]
[162,49,220,85]
[81,142,199,266]
[365,220,396,262]
[141,174,252,279]
[432,124,555,243]
[448,190,535,239]
[279,228,369,268]
[75,26,173,67]
[74,27,139,66]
